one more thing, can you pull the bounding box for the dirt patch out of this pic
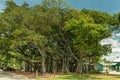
[10,71,61,79]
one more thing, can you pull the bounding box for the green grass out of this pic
[36,73,120,80]
[50,74,89,80]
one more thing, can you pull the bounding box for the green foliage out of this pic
[64,11,111,57]
[0,0,116,73]
[81,9,113,24]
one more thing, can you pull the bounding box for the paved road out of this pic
[0,71,28,80]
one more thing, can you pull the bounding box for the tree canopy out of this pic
[0,0,118,74]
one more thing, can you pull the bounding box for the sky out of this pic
[0,0,120,61]
[67,0,120,14]
[0,0,119,14]
[101,32,120,61]
[10,0,120,14]
[0,0,120,14]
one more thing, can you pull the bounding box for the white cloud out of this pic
[102,53,120,61]
[112,48,120,53]
[116,33,120,37]
[101,38,112,45]
[112,40,120,48]
[101,32,120,61]
[101,38,120,47]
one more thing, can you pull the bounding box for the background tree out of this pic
[0,0,115,74]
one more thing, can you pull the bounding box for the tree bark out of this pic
[76,58,82,73]
[38,48,46,74]
[41,54,46,74]
[85,57,88,73]
[62,56,69,73]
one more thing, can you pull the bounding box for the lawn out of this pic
[36,73,120,80]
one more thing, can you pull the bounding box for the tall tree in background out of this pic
[0,0,115,74]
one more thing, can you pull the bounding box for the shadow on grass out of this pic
[58,74,120,80]
[108,74,120,79]
[57,74,102,80]
[58,74,86,80]
[89,74,120,80]
[38,73,120,80]
[90,77,102,80]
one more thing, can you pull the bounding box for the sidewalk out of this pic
[108,71,120,75]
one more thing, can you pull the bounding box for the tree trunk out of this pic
[85,57,88,73]
[47,58,51,72]
[38,48,46,74]
[41,55,46,74]
[53,59,56,78]
[93,56,96,71]
[76,58,82,73]
[62,58,65,73]
[65,57,69,73]
[62,56,69,73]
